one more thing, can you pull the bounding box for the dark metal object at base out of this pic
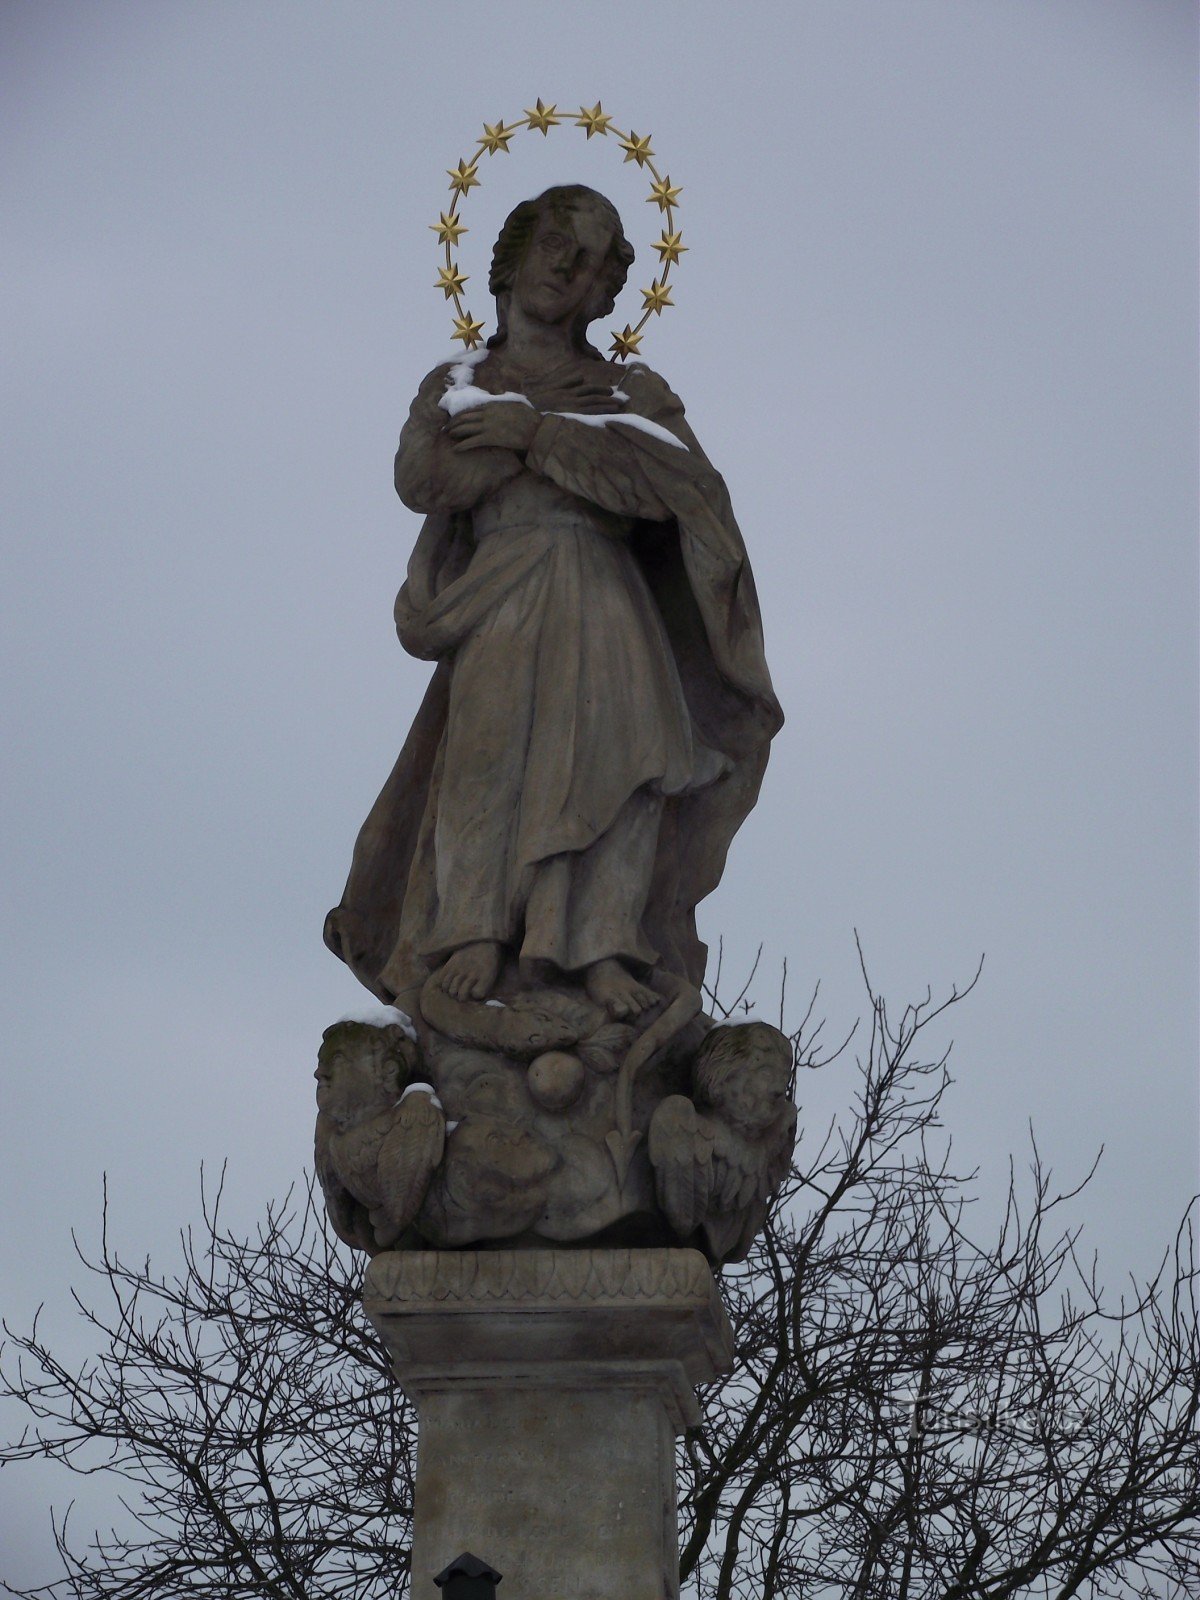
[434,1552,503,1600]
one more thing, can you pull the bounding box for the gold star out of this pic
[609,324,644,360]
[447,158,480,197]
[524,98,561,135]
[435,264,468,299]
[652,229,687,265]
[646,174,682,212]
[430,211,468,246]
[619,131,654,167]
[641,278,674,315]
[451,310,486,348]
[575,102,613,139]
[477,120,516,155]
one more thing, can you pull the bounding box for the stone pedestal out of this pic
[363,1249,733,1600]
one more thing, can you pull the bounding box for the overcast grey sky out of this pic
[2,0,1196,1582]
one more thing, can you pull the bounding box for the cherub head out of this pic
[488,185,635,355]
[314,1021,416,1131]
[693,1022,792,1137]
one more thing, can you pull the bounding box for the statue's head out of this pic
[315,1021,414,1128]
[488,185,635,356]
[694,1023,792,1136]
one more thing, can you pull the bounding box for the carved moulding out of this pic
[364,1245,735,1600]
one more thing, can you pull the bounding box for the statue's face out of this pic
[699,1026,791,1133]
[513,202,614,329]
[315,1042,392,1124]
[717,1056,789,1134]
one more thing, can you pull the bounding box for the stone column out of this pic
[363,1248,733,1600]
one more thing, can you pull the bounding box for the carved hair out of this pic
[319,1021,415,1092]
[693,1022,791,1104]
[487,185,635,357]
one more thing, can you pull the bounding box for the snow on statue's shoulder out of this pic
[439,348,532,418]
[434,351,685,447]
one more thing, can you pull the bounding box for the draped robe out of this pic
[324,353,783,1013]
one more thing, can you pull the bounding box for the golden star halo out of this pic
[451,310,485,348]
[435,264,468,299]
[609,324,644,359]
[524,99,560,134]
[646,175,682,212]
[430,212,468,246]
[477,121,517,156]
[446,158,480,197]
[641,278,673,316]
[619,131,654,167]
[432,103,687,361]
[575,102,614,139]
[652,229,687,265]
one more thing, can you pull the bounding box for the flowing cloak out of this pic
[324,357,784,1011]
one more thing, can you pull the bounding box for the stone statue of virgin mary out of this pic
[318,185,790,1259]
[326,183,782,1023]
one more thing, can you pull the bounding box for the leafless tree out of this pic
[2,1178,410,1599]
[685,952,1200,1600]
[4,958,1197,1599]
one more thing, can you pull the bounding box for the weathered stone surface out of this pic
[325,187,782,1023]
[648,1021,797,1263]
[315,1014,795,1263]
[364,1248,732,1600]
[320,184,791,1268]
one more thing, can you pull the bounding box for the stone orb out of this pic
[527,1051,586,1111]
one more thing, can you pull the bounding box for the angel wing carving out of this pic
[371,1088,446,1246]
[314,1117,378,1253]
[647,1094,716,1241]
[648,1090,796,1264]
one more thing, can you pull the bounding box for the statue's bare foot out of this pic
[586,958,658,1021]
[436,942,503,1002]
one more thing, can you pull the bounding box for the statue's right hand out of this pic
[445,403,541,453]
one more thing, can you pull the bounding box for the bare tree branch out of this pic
[3,961,1196,1600]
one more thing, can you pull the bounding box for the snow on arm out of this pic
[548,362,688,449]
[435,353,685,446]
[551,410,688,450]
[524,362,709,517]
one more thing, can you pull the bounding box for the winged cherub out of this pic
[314,1020,445,1253]
[647,1021,796,1264]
